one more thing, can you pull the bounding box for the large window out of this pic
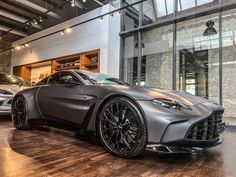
[222,9,236,120]
[141,25,173,88]
[177,0,217,15]
[121,0,236,125]
[122,34,139,85]
[176,14,220,103]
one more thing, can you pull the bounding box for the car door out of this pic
[37,71,86,125]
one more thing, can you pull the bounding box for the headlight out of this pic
[152,98,192,110]
[0,89,13,95]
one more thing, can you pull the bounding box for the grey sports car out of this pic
[11,70,225,158]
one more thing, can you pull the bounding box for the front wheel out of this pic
[12,96,32,130]
[98,97,147,158]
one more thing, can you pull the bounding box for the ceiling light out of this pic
[15,46,21,50]
[65,28,72,33]
[117,11,121,16]
[71,0,75,7]
[61,31,65,35]
[83,0,86,2]
[39,16,43,23]
[203,20,217,36]
[109,14,113,18]
[33,19,38,25]
[99,17,103,22]
[24,43,29,47]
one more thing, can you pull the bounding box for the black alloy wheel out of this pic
[12,96,31,130]
[98,97,147,158]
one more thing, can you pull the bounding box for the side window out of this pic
[48,74,60,85]
[36,77,48,86]
[58,73,80,85]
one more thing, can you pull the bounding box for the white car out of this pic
[0,73,30,115]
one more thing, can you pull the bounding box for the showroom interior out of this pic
[0,0,236,176]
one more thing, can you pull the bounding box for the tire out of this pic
[98,97,147,158]
[11,96,32,130]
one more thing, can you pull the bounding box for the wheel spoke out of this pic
[103,113,116,127]
[103,126,117,134]
[129,126,138,133]
[108,129,118,143]
[120,107,127,122]
[115,131,120,149]
[127,134,136,144]
[121,131,131,149]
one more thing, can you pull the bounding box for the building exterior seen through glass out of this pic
[121,0,236,123]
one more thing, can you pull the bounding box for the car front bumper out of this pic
[0,95,13,115]
[137,100,225,150]
[146,137,224,154]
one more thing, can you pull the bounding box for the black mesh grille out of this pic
[186,111,225,141]
[7,99,12,105]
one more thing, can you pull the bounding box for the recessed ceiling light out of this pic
[15,46,21,50]
[71,0,75,7]
[61,31,65,35]
[33,19,38,25]
[39,16,43,23]
[65,28,72,33]
[117,11,121,16]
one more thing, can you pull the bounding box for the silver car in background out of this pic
[0,73,30,115]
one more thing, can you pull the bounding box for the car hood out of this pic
[0,85,29,94]
[103,85,212,107]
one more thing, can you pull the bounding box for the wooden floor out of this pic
[0,116,236,177]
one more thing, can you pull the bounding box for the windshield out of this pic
[76,71,128,85]
[0,73,30,86]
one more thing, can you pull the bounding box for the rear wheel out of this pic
[98,97,147,158]
[12,96,31,130]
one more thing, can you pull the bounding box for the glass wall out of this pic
[141,25,173,88]
[123,1,140,31]
[123,34,139,85]
[121,0,236,124]
[176,14,220,103]
[177,0,218,15]
[222,9,236,120]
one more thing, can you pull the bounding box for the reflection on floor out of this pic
[0,116,236,177]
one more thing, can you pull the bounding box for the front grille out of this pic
[186,111,225,141]
[7,99,12,105]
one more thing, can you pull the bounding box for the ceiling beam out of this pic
[0,25,28,37]
[15,0,61,19]
[1,0,42,17]
[0,9,42,29]
[0,9,27,23]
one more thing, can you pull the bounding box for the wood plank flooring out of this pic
[0,116,235,177]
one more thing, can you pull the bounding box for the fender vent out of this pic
[186,111,225,140]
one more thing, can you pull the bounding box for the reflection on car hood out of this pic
[0,85,29,94]
[103,85,211,106]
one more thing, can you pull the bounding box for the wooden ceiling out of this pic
[0,0,108,52]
